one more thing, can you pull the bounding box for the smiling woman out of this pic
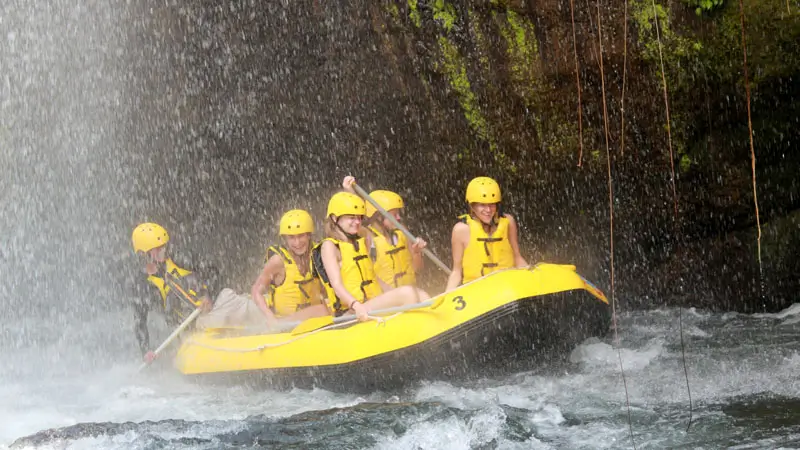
[250,209,329,330]
[313,178,431,322]
[446,177,529,291]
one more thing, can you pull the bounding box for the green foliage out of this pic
[683,0,724,16]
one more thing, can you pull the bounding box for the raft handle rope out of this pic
[185,314,396,353]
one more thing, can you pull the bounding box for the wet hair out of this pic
[325,215,367,240]
[324,216,340,239]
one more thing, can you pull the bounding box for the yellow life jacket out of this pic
[368,226,416,288]
[312,237,381,315]
[460,214,515,284]
[265,245,323,317]
[146,258,204,320]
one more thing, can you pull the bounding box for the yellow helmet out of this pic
[131,223,169,253]
[327,191,365,218]
[365,190,404,217]
[465,177,502,204]
[279,209,314,235]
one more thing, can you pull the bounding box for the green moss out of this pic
[436,36,506,161]
[630,0,700,66]
[468,8,492,73]
[432,0,457,33]
[387,3,400,21]
[494,9,541,107]
[437,37,489,141]
[408,0,421,28]
[679,154,692,172]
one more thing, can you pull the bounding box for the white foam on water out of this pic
[569,338,665,372]
[0,365,383,446]
[756,302,800,319]
[781,315,800,325]
[6,306,800,449]
[372,404,552,450]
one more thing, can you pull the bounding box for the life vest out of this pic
[460,214,515,284]
[368,226,416,288]
[146,258,204,321]
[265,245,323,317]
[312,237,381,315]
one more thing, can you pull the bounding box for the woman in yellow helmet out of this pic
[445,177,528,290]
[250,209,328,329]
[314,177,430,322]
[361,189,426,288]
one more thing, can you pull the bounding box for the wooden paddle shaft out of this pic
[352,183,452,275]
[138,307,202,372]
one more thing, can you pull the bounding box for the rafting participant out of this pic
[129,223,263,364]
[347,187,426,288]
[250,209,328,330]
[313,178,430,322]
[445,177,528,290]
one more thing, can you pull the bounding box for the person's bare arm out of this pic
[377,278,391,292]
[250,254,285,324]
[342,175,356,193]
[505,214,529,267]
[445,222,469,291]
[320,240,361,308]
[410,237,426,271]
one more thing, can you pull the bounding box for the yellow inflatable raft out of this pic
[175,264,610,391]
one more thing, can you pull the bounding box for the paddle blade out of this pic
[290,315,334,336]
[430,295,446,309]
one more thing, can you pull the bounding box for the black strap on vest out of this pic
[353,254,374,300]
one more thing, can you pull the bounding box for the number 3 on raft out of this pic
[452,296,466,311]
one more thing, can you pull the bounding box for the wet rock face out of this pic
[124,0,799,311]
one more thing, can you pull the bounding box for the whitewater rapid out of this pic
[4,305,800,449]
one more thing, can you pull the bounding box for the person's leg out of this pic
[414,287,431,302]
[197,288,263,328]
[363,285,428,311]
[278,304,330,322]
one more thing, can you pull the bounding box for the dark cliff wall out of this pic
[123,0,800,311]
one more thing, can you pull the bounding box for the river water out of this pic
[4,305,800,449]
[4,1,800,449]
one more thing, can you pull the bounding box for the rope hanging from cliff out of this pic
[619,0,629,157]
[569,0,584,166]
[595,2,635,448]
[738,0,762,272]
[651,0,678,219]
[650,0,694,432]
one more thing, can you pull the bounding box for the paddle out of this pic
[137,308,202,372]
[287,294,447,336]
[138,275,205,372]
[351,183,452,275]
